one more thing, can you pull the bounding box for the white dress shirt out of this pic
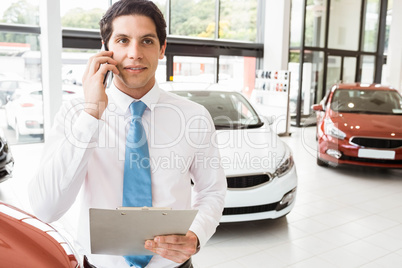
[29,81,227,268]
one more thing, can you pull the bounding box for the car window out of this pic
[173,91,263,129]
[18,81,34,90]
[331,89,402,115]
[0,81,18,90]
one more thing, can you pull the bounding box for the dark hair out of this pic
[100,0,167,49]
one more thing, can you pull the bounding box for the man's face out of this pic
[108,15,166,98]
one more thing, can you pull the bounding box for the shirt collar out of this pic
[107,80,161,114]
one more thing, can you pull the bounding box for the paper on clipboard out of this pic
[89,207,198,256]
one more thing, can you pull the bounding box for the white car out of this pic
[165,83,298,223]
[5,85,82,141]
[0,78,35,107]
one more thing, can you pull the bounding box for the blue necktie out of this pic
[123,101,152,268]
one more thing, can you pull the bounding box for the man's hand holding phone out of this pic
[82,43,119,119]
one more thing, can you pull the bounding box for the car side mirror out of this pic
[312,104,324,111]
[261,115,275,125]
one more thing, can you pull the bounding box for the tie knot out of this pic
[130,101,147,117]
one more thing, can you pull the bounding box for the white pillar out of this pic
[263,0,291,70]
[40,0,63,139]
[387,0,402,93]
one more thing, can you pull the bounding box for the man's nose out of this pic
[128,42,143,60]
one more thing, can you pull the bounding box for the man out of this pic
[28,0,227,267]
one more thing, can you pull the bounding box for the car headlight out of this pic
[324,118,346,140]
[274,145,294,178]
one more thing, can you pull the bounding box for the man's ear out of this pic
[159,40,167,59]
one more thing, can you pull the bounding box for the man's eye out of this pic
[143,39,153,45]
[118,39,128,44]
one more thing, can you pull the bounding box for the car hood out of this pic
[329,110,402,137]
[215,126,287,176]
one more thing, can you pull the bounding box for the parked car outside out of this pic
[0,78,37,107]
[163,82,298,223]
[4,86,82,141]
[4,86,45,141]
[312,83,402,168]
[0,201,82,267]
[0,128,13,183]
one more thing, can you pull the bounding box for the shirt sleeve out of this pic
[29,98,104,223]
[188,107,227,248]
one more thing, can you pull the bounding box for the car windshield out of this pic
[330,89,402,115]
[173,91,264,129]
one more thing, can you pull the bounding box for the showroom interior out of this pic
[1,0,402,267]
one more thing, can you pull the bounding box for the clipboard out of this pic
[89,207,198,255]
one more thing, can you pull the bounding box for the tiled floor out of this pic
[2,126,402,268]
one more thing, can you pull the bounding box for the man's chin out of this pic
[114,76,155,97]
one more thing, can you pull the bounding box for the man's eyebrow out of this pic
[112,33,158,39]
[142,33,158,39]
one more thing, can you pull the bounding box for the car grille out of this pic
[350,137,402,149]
[223,202,280,215]
[227,174,272,188]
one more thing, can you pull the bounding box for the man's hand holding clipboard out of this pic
[89,207,198,263]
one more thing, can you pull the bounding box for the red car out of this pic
[0,201,82,267]
[312,83,402,168]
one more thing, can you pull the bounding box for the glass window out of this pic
[156,56,166,83]
[301,50,324,115]
[384,0,393,55]
[173,56,217,83]
[218,56,256,96]
[61,0,109,30]
[0,32,42,144]
[331,89,402,115]
[360,55,375,83]
[172,91,262,128]
[152,0,167,18]
[0,0,39,26]
[219,0,257,42]
[326,55,341,90]
[304,0,327,47]
[61,48,95,88]
[170,0,215,38]
[290,0,304,47]
[362,0,380,52]
[328,0,362,51]
[342,57,356,83]
[288,51,300,115]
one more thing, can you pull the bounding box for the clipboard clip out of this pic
[117,206,172,210]
[117,206,172,216]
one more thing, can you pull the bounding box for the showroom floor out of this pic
[2,126,402,268]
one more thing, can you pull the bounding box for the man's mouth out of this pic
[126,67,147,71]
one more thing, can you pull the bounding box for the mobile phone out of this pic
[101,42,112,87]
